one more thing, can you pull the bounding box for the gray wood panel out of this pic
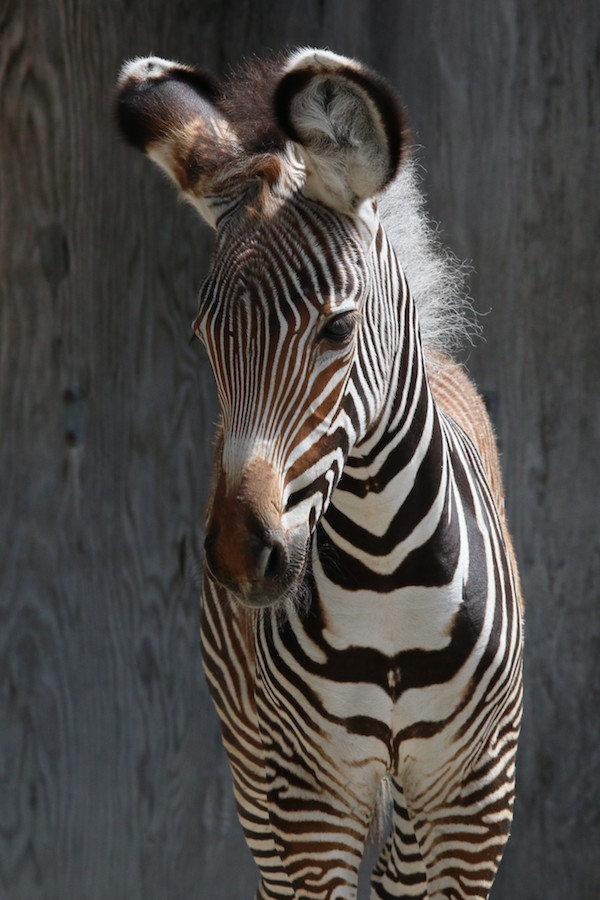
[0,2,248,897]
[1,1,598,898]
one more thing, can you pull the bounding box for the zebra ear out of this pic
[273,48,406,214]
[115,57,239,228]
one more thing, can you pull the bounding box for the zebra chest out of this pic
[315,582,471,716]
[255,572,479,768]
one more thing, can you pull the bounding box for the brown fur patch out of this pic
[425,348,524,614]
[207,455,283,586]
[219,53,288,155]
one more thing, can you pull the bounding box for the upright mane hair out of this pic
[378,158,477,355]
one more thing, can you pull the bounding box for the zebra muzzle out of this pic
[204,457,308,607]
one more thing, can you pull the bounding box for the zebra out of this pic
[116,47,524,900]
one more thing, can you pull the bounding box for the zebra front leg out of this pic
[255,684,380,896]
[370,779,427,899]
[228,753,294,899]
[403,732,518,899]
[201,580,294,899]
[263,748,377,899]
[254,614,386,899]
[208,687,295,899]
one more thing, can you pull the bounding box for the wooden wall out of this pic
[1,1,598,898]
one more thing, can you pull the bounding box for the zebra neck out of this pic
[318,329,454,587]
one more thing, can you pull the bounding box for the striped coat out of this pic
[116,47,523,900]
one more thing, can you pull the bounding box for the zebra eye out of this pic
[318,312,357,344]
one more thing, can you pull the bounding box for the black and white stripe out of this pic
[200,203,522,898]
[116,46,523,900]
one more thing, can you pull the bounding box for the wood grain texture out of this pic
[0,1,249,897]
[1,1,598,898]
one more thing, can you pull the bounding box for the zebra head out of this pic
[116,49,406,607]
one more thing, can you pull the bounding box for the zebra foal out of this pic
[116,48,523,899]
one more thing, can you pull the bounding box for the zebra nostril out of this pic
[263,540,285,581]
[256,534,287,583]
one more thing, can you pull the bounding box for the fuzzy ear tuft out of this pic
[273,48,407,213]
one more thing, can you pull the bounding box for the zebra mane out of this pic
[378,158,477,355]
